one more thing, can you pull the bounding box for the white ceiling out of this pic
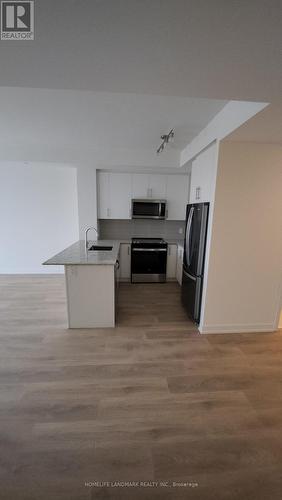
[0,87,226,165]
[0,0,281,165]
[0,0,281,102]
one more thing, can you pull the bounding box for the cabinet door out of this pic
[190,155,202,203]
[109,173,132,219]
[132,174,150,198]
[97,172,110,219]
[176,245,184,285]
[166,175,189,220]
[190,144,217,203]
[119,243,131,280]
[166,244,177,279]
[149,174,167,199]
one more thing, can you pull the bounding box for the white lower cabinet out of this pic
[166,244,177,280]
[119,243,131,280]
[65,265,115,328]
[176,245,184,285]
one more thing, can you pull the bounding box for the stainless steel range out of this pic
[131,238,168,283]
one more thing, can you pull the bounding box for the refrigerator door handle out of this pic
[196,204,209,276]
[183,269,196,281]
[185,206,194,267]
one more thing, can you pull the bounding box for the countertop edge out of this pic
[43,240,121,266]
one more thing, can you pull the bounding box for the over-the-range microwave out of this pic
[131,199,167,220]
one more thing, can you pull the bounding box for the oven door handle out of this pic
[132,248,167,252]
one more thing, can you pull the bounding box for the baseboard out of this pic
[0,267,64,274]
[199,323,277,334]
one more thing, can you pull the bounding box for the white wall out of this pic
[200,142,282,333]
[279,310,282,329]
[0,162,79,273]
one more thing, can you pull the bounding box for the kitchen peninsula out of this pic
[44,240,120,328]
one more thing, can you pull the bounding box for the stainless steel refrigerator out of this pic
[181,202,209,324]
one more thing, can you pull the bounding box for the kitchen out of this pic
[44,144,217,329]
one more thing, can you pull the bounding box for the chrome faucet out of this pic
[85,226,99,251]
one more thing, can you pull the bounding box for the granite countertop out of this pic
[43,238,185,266]
[43,240,121,266]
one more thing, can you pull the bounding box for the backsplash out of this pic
[98,219,185,240]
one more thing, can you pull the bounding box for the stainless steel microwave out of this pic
[131,199,167,219]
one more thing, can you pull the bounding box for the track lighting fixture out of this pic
[156,129,174,154]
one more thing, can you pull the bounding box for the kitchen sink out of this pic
[88,245,113,251]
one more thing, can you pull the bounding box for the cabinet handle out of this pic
[132,248,167,252]
[127,246,130,255]
[107,208,110,217]
[196,187,201,200]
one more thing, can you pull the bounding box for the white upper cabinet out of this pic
[190,143,217,203]
[109,173,132,219]
[97,171,189,221]
[132,173,149,198]
[97,172,131,219]
[148,174,167,199]
[166,175,189,220]
[97,172,110,219]
[132,174,167,199]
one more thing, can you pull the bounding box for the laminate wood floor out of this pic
[0,275,282,499]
